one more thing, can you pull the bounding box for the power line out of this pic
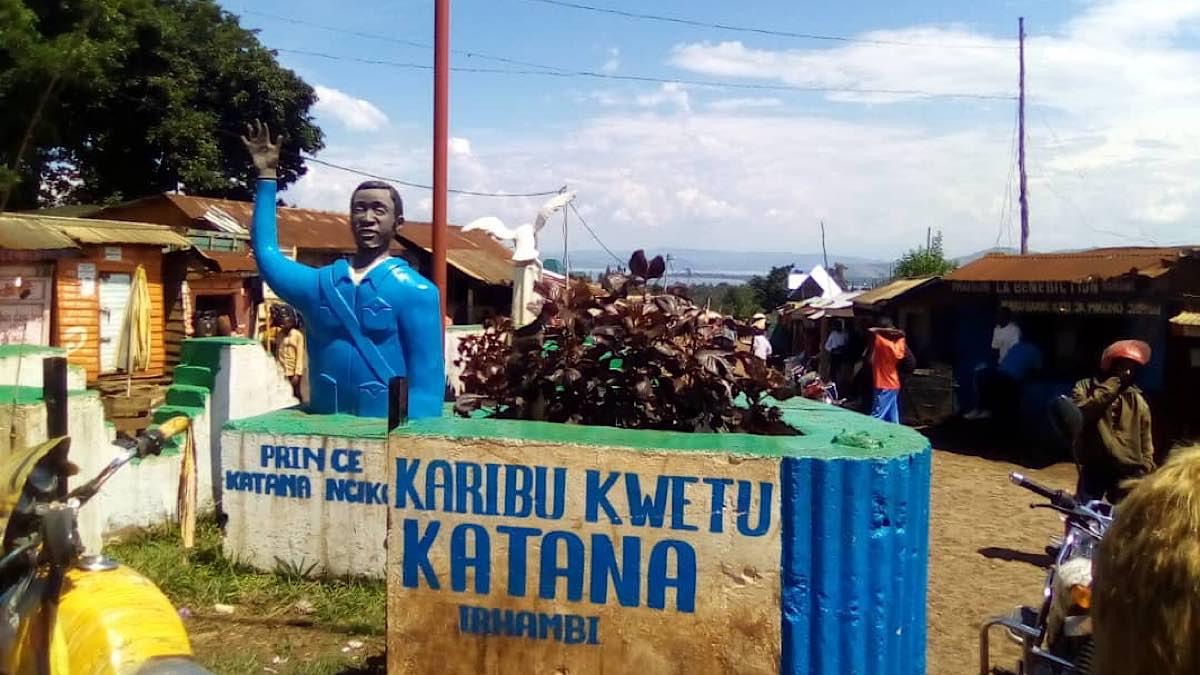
[302,155,563,197]
[240,9,568,72]
[997,104,1019,247]
[520,0,1012,49]
[211,125,564,198]
[568,201,624,265]
[1041,177,1159,246]
[276,47,1017,101]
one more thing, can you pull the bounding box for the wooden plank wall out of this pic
[189,274,251,333]
[53,245,166,381]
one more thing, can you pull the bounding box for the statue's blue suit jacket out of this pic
[251,179,444,419]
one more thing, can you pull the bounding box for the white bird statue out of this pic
[464,191,577,264]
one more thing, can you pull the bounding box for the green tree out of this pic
[746,264,792,312]
[892,231,957,279]
[0,0,323,210]
[719,285,761,319]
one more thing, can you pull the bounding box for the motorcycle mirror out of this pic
[1047,395,1083,450]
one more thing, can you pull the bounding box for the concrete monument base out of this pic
[218,400,931,675]
[219,411,391,577]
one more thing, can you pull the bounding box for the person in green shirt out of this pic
[1070,339,1155,503]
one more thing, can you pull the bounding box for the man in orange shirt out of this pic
[865,317,912,424]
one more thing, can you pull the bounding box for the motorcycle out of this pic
[979,396,1111,675]
[785,355,845,406]
[0,358,209,674]
[979,473,1111,675]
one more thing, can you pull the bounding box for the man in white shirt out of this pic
[825,321,848,353]
[751,313,772,361]
[823,319,850,385]
[966,307,1022,419]
[991,307,1021,361]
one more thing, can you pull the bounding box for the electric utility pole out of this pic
[433,0,450,322]
[820,220,829,269]
[1018,16,1029,254]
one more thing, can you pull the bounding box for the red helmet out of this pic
[1100,339,1151,372]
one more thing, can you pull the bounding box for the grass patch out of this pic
[104,517,386,636]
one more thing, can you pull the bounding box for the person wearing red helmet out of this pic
[1070,339,1156,503]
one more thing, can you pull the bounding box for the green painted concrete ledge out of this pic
[0,344,64,359]
[0,386,99,406]
[225,398,927,460]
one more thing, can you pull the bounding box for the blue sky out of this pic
[217,0,1200,260]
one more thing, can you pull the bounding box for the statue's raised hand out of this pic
[241,119,285,179]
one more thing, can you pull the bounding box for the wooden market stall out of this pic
[1,213,193,432]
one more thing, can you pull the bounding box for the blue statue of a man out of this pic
[242,120,443,418]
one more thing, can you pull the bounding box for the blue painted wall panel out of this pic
[780,445,933,674]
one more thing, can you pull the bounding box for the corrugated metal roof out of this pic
[853,276,938,307]
[0,213,191,249]
[1169,311,1200,326]
[396,232,514,285]
[53,219,193,247]
[152,194,514,285]
[196,250,257,273]
[945,247,1196,283]
[0,215,81,250]
[781,291,862,320]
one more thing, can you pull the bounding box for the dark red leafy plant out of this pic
[454,250,799,435]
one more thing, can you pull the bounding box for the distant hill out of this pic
[567,247,892,285]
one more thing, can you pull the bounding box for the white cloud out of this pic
[635,82,691,113]
[313,85,389,131]
[601,47,620,74]
[285,0,1200,259]
[449,137,473,157]
[706,97,783,111]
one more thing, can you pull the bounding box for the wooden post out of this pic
[388,376,409,432]
[42,356,68,499]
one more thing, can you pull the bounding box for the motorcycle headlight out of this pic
[1070,583,1091,610]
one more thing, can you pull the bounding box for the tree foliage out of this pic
[747,264,792,312]
[684,283,761,319]
[0,0,323,210]
[454,250,799,435]
[892,231,957,279]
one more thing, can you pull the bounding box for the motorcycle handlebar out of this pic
[156,416,190,441]
[1010,472,1078,511]
[136,416,190,458]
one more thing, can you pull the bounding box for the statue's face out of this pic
[350,187,398,251]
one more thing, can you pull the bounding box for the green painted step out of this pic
[166,384,209,408]
[173,365,214,389]
[180,337,254,371]
[153,404,204,425]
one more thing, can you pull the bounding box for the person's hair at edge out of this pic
[351,180,405,226]
[875,316,895,330]
[1092,445,1200,675]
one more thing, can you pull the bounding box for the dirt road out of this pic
[927,449,1076,675]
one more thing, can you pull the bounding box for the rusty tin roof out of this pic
[946,247,1197,283]
[98,194,514,285]
[0,213,191,249]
